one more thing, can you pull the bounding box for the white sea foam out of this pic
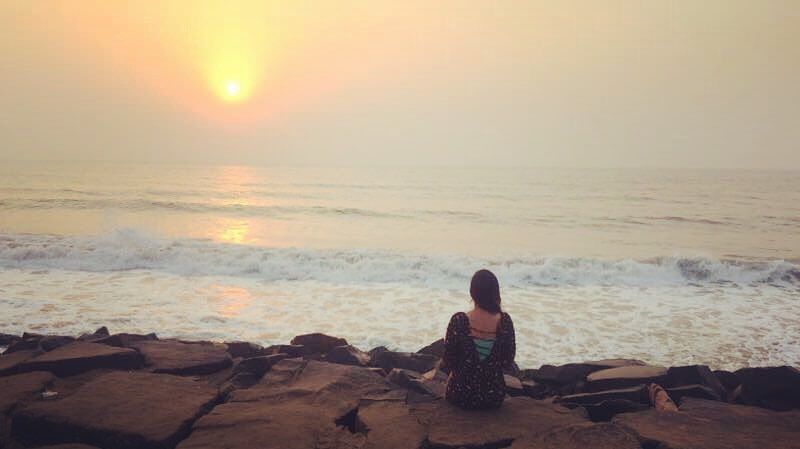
[0,230,797,288]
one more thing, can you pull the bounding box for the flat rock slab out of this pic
[177,359,391,449]
[357,399,427,449]
[511,422,641,449]
[16,343,143,377]
[613,397,800,449]
[130,340,232,376]
[585,365,667,392]
[31,445,101,449]
[426,397,589,448]
[12,371,220,449]
[559,385,646,405]
[0,371,54,415]
[0,349,42,376]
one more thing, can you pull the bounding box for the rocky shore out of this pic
[0,329,798,449]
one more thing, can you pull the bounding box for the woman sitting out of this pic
[441,269,516,409]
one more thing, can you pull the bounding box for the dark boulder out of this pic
[613,397,800,449]
[521,379,551,399]
[0,349,43,376]
[22,332,44,340]
[0,371,55,415]
[665,365,727,401]
[370,349,438,374]
[417,338,445,358]
[130,340,232,376]
[77,327,110,341]
[39,336,76,352]
[289,333,347,354]
[94,332,158,348]
[15,342,143,377]
[0,333,20,346]
[232,354,289,379]
[386,368,444,398]
[4,338,42,354]
[584,365,668,392]
[734,366,800,411]
[11,371,220,449]
[525,359,647,386]
[262,344,308,358]
[713,369,741,392]
[31,445,102,449]
[225,341,266,359]
[558,385,647,406]
[327,345,370,367]
[666,384,722,403]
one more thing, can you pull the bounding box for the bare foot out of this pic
[648,383,678,412]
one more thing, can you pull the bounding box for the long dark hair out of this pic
[470,269,501,313]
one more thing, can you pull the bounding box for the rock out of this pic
[735,366,800,410]
[0,333,20,346]
[505,374,525,396]
[613,397,800,449]
[39,336,76,352]
[327,344,370,366]
[262,344,308,358]
[177,360,389,449]
[581,400,650,422]
[417,338,445,358]
[225,341,265,359]
[130,340,232,376]
[370,349,439,374]
[223,372,261,391]
[511,422,642,449]
[426,397,588,448]
[356,399,427,449]
[386,368,444,397]
[77,327,111,341]
[4,338,42,354]
[524,359,647,387]
[0,349,43,376]
[559,385,647,406]
[289,333,348,354]
[11,371,220,449]
[522,379,550,399]
[0,371,55,415]
[714,369,741,392]
[665,365,727,401]
[667,384,722,403]
[94,332,158,348]
[22,332,44,340]
[584,365,667,392]
[232,353,289,378]
[16,342,143,377]
[31,445,102,449]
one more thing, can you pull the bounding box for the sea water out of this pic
[1,161,798,369]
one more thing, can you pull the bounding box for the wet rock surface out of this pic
[614,398,800,449]
[0,371,55,415]
[15,342,143,377]
[12,371,220,449]
[129,340,232,376]
[0,328,797,449]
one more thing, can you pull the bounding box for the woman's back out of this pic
[441,310,516,409]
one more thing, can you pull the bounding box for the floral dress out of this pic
[441,311,516,409]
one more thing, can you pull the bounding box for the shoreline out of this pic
[1,327,799,449]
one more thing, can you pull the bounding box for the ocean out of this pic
[0,161,798,369]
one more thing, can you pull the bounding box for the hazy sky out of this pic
[1,1,798,168]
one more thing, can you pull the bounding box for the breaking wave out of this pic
[0,230,797,288]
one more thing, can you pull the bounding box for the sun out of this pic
[221,80,245,102]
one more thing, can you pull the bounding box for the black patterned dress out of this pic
[441,311,516,409]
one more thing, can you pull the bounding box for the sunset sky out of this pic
[1,1,797,168]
